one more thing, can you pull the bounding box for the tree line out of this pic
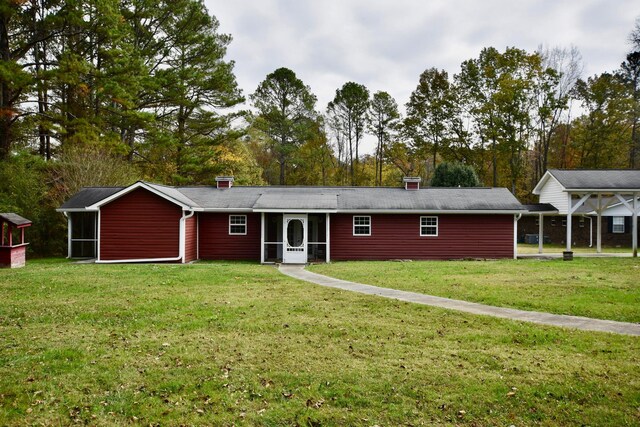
[0,1,639,254]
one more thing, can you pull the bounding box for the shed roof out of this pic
[0,213,32,227]
[546,169,640,191]
[59,183,525,213]
[59,187,124,210]
[522,203,558,214]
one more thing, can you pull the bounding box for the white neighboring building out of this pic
[531,169,640,256]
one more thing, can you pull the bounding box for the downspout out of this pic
[514,213,522,260]
[582,215,593,248]
[180,210,195,264]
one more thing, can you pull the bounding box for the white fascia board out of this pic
[252,209,338,213]
[562,188,640,193]
[532,171,556,195]
[200,208,254,212]
[335,209,525,214]
[86,182,192,210]
[56,207,99,212]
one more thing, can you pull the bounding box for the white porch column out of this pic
[325,213,331,263]
[596,194,602,253]
[67,214,72,258]
[566,192,572,252]
[538,213,544,254]
[260,213,265,264]
[633,193,638,258]
[513,214,518,259]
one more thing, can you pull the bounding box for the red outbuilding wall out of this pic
[198,213,260,260]
[100,188,182,261]
[330,214,514,260]
[0,245,27,268]
[184,215,198,263]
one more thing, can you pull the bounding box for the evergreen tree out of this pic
[430,162,481,187]
[250,67,317,185]
[326,82,369,185]
[368,91,399,186]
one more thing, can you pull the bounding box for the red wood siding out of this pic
[198,213,260,260]
[0,245,27,268]
[330,214,514,260]
[185,215,197,262]
[100,188,182,261]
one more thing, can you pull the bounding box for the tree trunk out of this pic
[0,14,12,160]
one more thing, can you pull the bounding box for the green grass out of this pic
[0,259,639,426]
[309,258,640,323]
[518,243,633,254]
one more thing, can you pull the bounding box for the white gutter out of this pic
[336,209,526,215]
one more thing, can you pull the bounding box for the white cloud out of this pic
[206,0,639,152]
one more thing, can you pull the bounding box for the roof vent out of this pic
[215,176,234,189]
[403,177,421,190]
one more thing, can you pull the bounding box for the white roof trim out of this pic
[86,182,193,210]
[532,171,563,195]
[336,209,524,214]
[200,208,254,212]
[56,207,99,213]
[253,209,338,213]
[563,188,640,193]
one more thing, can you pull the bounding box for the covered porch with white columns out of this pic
[564,191,639,258]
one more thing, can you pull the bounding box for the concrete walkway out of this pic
[279,265,640,336]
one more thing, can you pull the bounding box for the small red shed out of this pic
[0,213,32,268]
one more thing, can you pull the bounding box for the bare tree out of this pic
[534,45,583,182]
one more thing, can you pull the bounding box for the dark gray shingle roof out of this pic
[145,182,198,207]
[548,169,640,190]
[522,203,558,213]
[0,213,32,226]
[60,183,525,212]
[59,187,124,209]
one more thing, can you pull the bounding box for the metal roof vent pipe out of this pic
[403,177,421,190]
[215,176,234,189]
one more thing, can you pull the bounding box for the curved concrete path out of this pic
[279,265,640,336]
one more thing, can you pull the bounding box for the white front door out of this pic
[283,214,307,264]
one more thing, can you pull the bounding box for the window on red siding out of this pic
[420,216,438,236]
[353,216,371,236]
[229,215,247,235]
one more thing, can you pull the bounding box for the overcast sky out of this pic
[204,0,638,151]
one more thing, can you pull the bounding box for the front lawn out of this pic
[1,260,639,425]
[309,258,640,323]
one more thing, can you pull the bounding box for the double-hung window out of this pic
[612,216,625,233]
[229,215,247,235]
[353,216,371,236]
[420,216,438,236]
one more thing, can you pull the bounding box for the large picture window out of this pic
[420,216,438,236]
[353,216,371,236]
[229,215,247,235]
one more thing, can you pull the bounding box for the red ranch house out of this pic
[58,177,525,263]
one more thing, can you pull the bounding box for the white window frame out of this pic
[353,216,371,236]
[229,215,247,235]
[612,216,625,234]
[420,216,438,237]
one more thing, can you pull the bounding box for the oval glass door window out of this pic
[287,219,304,248]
